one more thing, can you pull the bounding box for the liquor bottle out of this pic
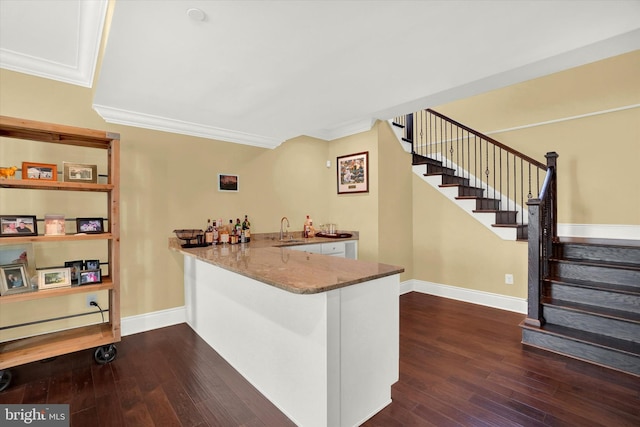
[212,220,219,243]
[205,219,214,244]
[219,221,229,244]
[235,218,242,236]
[242,215,251,242]
[304,215,311,238]
[229,219,237,244]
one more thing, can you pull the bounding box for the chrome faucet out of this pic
[280,216,290,240]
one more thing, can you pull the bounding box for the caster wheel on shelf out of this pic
[0,370,12,392]
[94,344,117,365]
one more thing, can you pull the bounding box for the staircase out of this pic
[392,109,640,377]
[393,109,547,241]
[521,238,640,376]
[412,153,528,240]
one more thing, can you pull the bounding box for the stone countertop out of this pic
[169,232,404,294]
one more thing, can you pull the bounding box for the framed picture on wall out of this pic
[337,151,369,194]
[218,174,239,192]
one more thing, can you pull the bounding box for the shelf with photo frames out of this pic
[0,115,120,385]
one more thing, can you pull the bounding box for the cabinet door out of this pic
[287,244,322,254]
[321,242,346,257]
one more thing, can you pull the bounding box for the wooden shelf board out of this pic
[0,323,118,370]
[0,279,113,304]
[0,179,113,192]
[0,233,113,244]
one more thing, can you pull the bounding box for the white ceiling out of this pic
[1,1,639,148]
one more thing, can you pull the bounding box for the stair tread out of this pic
[542,297,640,323]
[547,277,640,295]
[491,223,527,228]
[551,257,640,271]
[558,237,640,248]
[521,322,640,355]
[391,122,405,128]
[455,196,498,201]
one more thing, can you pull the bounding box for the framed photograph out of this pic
[38,267,72,290]
[85,259,100,271]
[63,162,98,184]
[22,162,57,181]
[0,243,35,278]
[76,218,104,234]
[218,174,239,192]
[79,269,102,285]
[0,264,32,296]
[44,214,66,236]
[337,151,369,194]
[64,260,84,284]
[0,215,38,237]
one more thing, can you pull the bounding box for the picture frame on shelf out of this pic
[79,269,101,285]
[76,218,104,234]
[337,151,369,194]
[44,214,66,236]
[0,243,35,278]
[63,162,98,184]
[218,174,239,192]
[38,268,72,290]
[0,215,38,237]
[85,259,100,271]
[64,260,84,285]
[0,263,32,296]
[22,162,57,181]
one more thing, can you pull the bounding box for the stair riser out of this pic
[517,226,528,241]
[522,328,640,376]
[441,175,469,186]
[543,306,639,343]
[548,283,640,314]
[476,199,500,210]
[558,244,640,266]
[551,262,640,288]
[427,164,456,176]
[495,211,517,225]
[458,187,484,197]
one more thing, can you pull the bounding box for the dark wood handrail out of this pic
[426,108,547,170]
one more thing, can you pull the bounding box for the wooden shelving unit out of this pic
[0,116,120,380]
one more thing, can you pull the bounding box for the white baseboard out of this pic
[407,279,527,314]
[121,306,186,337]
[399,280,413,295]
[558,223,640,240]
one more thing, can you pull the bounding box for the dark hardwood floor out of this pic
[1,292,638,426]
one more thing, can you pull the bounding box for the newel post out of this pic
[526,198,543,327]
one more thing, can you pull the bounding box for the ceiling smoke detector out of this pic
[186,8,206,22]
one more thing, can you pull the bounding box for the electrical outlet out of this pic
[505,274,514,285]
[86,294,97,307]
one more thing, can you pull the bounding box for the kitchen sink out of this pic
[279,239,304,243]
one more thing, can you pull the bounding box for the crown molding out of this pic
[92,104,283,149]
[305,117,376,141]
[0,0,107,88]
